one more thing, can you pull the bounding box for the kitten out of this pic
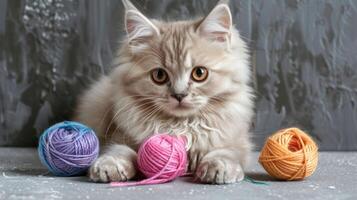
[74,0,254,184]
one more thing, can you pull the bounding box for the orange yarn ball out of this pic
[259,127,318,181]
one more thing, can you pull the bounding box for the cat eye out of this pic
[191,66,208,82]
[151,68,169,84]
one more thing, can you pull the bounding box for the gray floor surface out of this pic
[0,148,356,200]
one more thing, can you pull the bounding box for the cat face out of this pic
[118,0,250,118]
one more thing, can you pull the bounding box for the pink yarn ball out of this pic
[111,134,187,187]
[138,134,187,181]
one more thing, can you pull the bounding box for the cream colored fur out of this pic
[74,0,254,184]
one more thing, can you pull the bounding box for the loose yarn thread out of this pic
[111,134,187,187]
[259,127,318,180]
[38,121,99,176]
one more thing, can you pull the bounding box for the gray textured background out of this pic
[0,0,356,150]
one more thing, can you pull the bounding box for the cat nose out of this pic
[171,93,188,102]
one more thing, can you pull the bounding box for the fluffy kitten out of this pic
[74,0,254,184]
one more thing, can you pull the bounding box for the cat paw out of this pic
[89,155,136,183]
[188,150,205,173]
[195,157,244,184]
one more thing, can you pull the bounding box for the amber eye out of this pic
[191,66,208,82]
[151,68,169,84]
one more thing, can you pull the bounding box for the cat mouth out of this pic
[165,99,197,116]
[175,103,192,109]
[166,102,196,117]
[169,102,195,112]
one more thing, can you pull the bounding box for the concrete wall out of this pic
[1,0,356,150]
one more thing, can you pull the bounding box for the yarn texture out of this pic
[38,121,99,176]
[259,127,318,180]
[111,134,187,187]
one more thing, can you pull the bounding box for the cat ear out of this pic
[122,0,160,42]
[197,0,232,43]
[122,0,139,11]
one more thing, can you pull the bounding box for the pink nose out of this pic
[170,93,187,102]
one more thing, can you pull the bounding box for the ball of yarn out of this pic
[138,134,187,180]
[38,121,99,176]
[259,127,318,181]
[111,134,187,186]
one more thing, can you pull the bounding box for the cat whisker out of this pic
[104,97,156,137]
[104,108,122,139]
[140,104,163,124]
[105,99,158,137]
[98,103,116,133]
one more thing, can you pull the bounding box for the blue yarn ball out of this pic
[38,121,99,176]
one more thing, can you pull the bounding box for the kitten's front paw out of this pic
[188,150,205,173]
[89,155,136,183]
[195,157,244,184]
